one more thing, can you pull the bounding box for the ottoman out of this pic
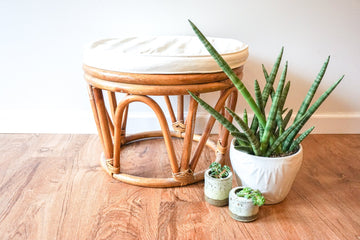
[83,36,248,187]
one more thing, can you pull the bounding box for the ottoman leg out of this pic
[112,94,179,176]
[180,96,199,172]
[88,85,238,187]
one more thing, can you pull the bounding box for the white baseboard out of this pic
[295,113,360,134]
[0,109,359,134]
[0,109,98,134]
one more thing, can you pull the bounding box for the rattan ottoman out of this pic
[83,36,248,187]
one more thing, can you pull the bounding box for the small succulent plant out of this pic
[236,187,265,206]
[208,162,231,179]
[188,20,344,157]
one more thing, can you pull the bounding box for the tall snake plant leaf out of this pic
[249,53,282,133]
[262,64,269,81]
[281,109,293,133]
[254,80,264,114]
[225,107,262,155]
[250,78,267,134]
[275,81,291,135]
[233,141,253,154]
[288,126,315,152]
[252,50,283,137]
[250,71,266,134]
[261,47,284,107]
[261,61,288,152]
[294,56,331,122]
[243,109,248,125]
[188,20,267,129]
[262,64,275,102]
[250,114,260,135]
[231,131,250,145]
[278,81,291,113]
[187,90,246,140]
[283,75,344,151]
[254,80,264,139]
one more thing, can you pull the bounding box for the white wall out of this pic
[0,0,359,134]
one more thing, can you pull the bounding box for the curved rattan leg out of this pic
[112,94,179,175]
[177,95,184,123]
[120,94,129,142]
[164,96,176,123]
[180,95,198,171]
[87,85,106,153]
[107,91,117,121]
[92,88,114,160]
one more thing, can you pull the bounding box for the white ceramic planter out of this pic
[204,169,233,206]
[229,140,303,204]
[228,187,259,222]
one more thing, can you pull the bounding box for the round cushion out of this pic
[83,36,248,74]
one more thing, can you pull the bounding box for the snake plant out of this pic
[188,20,344,157]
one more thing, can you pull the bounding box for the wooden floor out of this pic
[0,134,359,240]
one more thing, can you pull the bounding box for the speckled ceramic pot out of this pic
[204,169,233,207]
[228,187,259,222]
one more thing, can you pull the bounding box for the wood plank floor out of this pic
[0,134,359,240]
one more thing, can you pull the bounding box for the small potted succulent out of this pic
[229,187,265,222]
[204,162,232,206]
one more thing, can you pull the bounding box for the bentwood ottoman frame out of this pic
[84,66,244,187]
[83,36,248,187]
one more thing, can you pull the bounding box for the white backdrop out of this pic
[0,0,359,133]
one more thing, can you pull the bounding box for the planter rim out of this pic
[230,139,303,160]
[205,168,232,181]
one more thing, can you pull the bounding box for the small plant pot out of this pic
[228,187,259,222]
[204,168,233,206]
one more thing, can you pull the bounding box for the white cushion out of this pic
[83,36,248,74]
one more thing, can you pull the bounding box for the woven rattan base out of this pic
[100,131,225,187]
[85,66,242,188]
